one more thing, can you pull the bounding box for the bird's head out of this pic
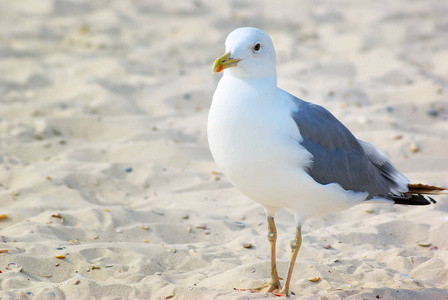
[213,27,277,79]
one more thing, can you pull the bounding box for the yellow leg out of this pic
[280,226,302,296]
[266,216,282,292]
[239,216,282,293]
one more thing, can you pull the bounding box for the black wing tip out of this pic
[392,194,437,206]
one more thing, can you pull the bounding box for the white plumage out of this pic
[208,76,367,225]
[208,28,369,226]
[208,27,441,296]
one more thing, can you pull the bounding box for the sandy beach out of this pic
[0,0,447,299]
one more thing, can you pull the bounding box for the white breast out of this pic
[208,76,367,223]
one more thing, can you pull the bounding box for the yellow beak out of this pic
[213,52,241,73]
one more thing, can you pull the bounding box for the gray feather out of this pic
[289,95,405,198]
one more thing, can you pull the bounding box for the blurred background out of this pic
[0,0,447,298]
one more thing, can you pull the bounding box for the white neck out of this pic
[223,73,277,88]
[223,65,277,80]
[218,75,278,107]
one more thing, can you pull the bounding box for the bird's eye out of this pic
[253,43,261,51]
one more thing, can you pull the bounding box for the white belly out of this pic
[207,76,367,224]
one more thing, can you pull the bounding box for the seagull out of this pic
[208,27,445,296]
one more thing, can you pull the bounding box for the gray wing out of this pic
[290,96,405,198]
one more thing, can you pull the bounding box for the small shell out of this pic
[335,283,351,290]
[203,229,211,235]
[195,224,207,229]
[232,222,245,228]
[142,240,149,243]
[139,225,149,230]
[6,263,19,270]
[242,243,253,249]
[0,214,9,220]
[56,255,66,259]
[116,228,123,233]
[364,209,374,213]
[308,277,320,282]
[323,244,332,249]
[0,249,9,253]
[417,241,430,247]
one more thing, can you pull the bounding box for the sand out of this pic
[0,0,447,299]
